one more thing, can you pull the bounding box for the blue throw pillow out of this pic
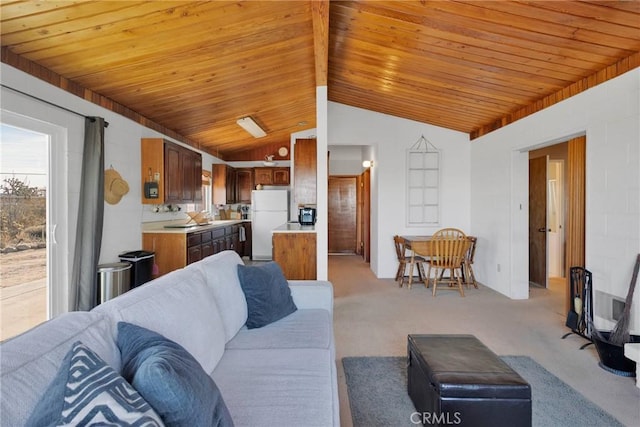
[237,261,297,329]
[26,341,162,427]
[117,322,234,427]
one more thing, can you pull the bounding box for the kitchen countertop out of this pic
[272,222,316,233]
[142,219,247,234]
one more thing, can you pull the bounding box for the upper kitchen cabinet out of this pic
[254,167,273,187]
[235,168,253,203]
[294,138,316,206]
[212,164,232,205]
[254,167,290,188]
[273,168,290,185]
[141,138,202,204]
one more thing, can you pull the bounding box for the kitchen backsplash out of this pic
[141,202,251,223]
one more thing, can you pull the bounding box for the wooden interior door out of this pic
[328,176,357,253]
[565,136,586,312]
[529,156,548,287]
[362,168,371,262]
[356,175,363,256]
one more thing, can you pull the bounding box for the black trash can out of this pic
[119,250,155,288]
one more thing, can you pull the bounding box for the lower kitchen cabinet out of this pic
[143,224,242,277]
[272,232,316,280]
[241,222,252,258]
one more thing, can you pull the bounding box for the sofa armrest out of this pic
[288,280,334,315]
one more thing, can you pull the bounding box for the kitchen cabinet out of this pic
[212,164,234,205]
[225,166,236,204]
[164,143,182,203]
[225,225,240,254]
[185,150,202,202]
[254,167,273,187]
[254,167,290,188]
[294,138,316,206]
[141,138,202,204]
[272,231,316,279]
[187,228,216,264]
[273,168,290,185]
[241,221,252,258]
[143,223,242,277]
[216,166,286,204]
[236,169,253,203]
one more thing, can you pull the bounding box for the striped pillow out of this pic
[26,341,162,427]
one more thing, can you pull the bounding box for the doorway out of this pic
[328,176,357,254]
[528,136,585,312]
[326,145,372,262]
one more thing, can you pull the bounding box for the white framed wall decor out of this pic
[406,135,440,227]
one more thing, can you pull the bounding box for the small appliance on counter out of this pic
[241,205,250,220]
[298,206,317,225]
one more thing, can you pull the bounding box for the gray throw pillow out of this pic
[117,322,234,427]
[237,261,297,328]
[26,341,162,427]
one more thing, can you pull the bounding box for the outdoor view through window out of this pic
[0,123,48,341]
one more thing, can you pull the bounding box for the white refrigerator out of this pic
[251,190,288,260]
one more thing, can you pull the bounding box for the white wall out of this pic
[1,64,223,300]
[471,68,640,333]
[329,145,368,175]
[328,102,471,278]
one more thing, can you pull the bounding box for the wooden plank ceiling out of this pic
[1,1,639,159]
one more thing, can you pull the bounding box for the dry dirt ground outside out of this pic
[0,248,47,341]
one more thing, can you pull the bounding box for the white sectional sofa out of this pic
[1,250,339,426]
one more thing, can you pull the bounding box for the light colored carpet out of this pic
[329,255,639,427]
[342,356,624,427]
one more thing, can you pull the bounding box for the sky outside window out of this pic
[0,124,48,189]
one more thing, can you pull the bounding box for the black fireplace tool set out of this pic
[563,254,640,376]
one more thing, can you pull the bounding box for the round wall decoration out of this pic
[278,146,288,157]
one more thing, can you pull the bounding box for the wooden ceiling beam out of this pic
[311,0,329,86]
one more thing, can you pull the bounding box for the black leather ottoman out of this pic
[407,334,531,427]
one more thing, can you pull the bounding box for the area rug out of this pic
[342,356,623,427]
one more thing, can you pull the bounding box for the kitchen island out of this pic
[272,223,316,280]
[142,220,249,277]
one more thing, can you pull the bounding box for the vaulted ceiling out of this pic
[2,1,639,160]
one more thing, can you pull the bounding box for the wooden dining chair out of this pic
[463,236,478,289]
[406,240,430,289]
[427,228,470,297]
[394,235,427,288]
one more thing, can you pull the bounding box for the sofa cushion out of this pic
[26,341,162,427]
[213,348,334,426]
[117,322,234,427]
[226,309,332,350]
[288,280,334,314]
[237,262,297,329]
[0,312,119,426]
[93,266,226,374]
[190,250,247,342]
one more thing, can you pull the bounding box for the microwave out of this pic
[298,207,317,225]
